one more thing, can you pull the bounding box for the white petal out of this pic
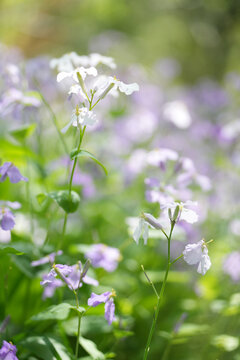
[118,81,139,95]
[142,222,149,245]
[197,254,211,275]
[57,71,72,82]
[180,208,198,224]
[133,219,143,244]
[183,240,204,265]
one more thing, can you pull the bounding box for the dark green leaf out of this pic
[0,247,24,257]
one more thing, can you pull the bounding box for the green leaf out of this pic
[37,190,80,213]
[30,303,72,322]
[79,337,105,360]
[70,306,86,316]
[113,329,134,339]
[12,256,34,278]
[20,336,72,360]
[9,124,36,142]
[70,149,108,175]
[0,247,24,257]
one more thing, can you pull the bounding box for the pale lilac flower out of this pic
[183,240,211,275]
[85,244,120,272]
[0,340,18,360]
[162,201,198,224]
[147,148,178,169]
[61,107,97,133]
[223,252,240,282]
[0,201,21,231]
[88,291,116,325]
[31,250,63,267]
[0,209,15,231]
[0,162,28,183]
[41,276,63,300]
[40,262,98,293]
[162,100,192,129]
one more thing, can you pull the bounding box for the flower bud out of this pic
[98,83,114,100]
[143,213,162,230]
[172,205,180,222]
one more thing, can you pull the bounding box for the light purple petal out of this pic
[83,275,99,286]
[7,165,28,183]
[104,298,115,325]
[88,292,111,307]
[1,211,15,231]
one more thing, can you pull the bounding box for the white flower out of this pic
[88,53,116,69]
[183,240,211,275]
[98,76,139,99]
[162,200,198,224]
[163,100,192,129]
[133,218,149,245]
[61,107,97,133]
[108,76,139,95]
[132,213,162,245]
[57,66,98,83]
[50,52,116,72]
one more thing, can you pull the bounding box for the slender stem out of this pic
[143,222,175,360]
[38,91,69,155]
[69,125,86,196]
[141,265,159,299]
[57,212,68,251]
[73,290,82,358]
[170,254,183,266]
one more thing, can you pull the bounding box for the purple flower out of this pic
[40,262,98,295]
[31,250,63,267]
[0,201,21,231]
[0,209,15,231]
[41,276,63,300]
[223,252,240,282]
[85,244,120,272]
[88,291,116,325]
[0,340,18,360]
[0,162,28,183]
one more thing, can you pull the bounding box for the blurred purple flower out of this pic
[223,252,240,282]
[85,244,120,272]
[0,340,18,360]
[0,162,28,183]
[88,291,116,324]
[31,250,63,267]
[0,201,21,231]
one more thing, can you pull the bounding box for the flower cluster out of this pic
[40,261,98,298]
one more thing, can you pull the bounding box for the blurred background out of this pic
[1,1,240,360]
[1,0,240,81]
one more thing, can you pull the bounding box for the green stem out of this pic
[73,290,82,358]
[69,125,86,196]
[57,212,68,251]
[143,222,175,360]
[38,91,69,155]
